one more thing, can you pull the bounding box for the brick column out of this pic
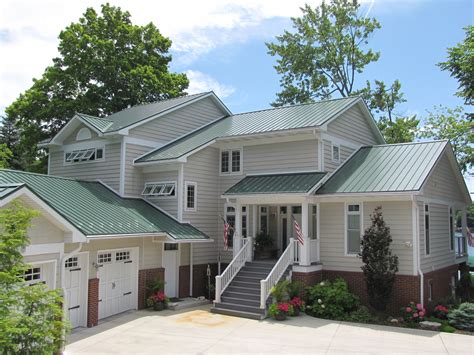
[138,268,165,309]
[87,278,99,327]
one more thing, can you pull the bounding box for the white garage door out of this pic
[23,260,56,289]
[97,248,138,320]
[64,253,88,328]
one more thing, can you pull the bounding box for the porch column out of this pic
[233,201,242,259]
[252,205,258,237]
[300,201,311,266]
[461,208,468,255]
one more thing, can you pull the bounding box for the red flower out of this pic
[278,303,289,313]
[289,297,304,307]
[151,291,166,302]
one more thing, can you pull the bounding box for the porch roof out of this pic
[224,172,327,196]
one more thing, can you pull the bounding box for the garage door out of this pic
[23,260,56,289]
[97,248,138,320]
[64,253,88,328]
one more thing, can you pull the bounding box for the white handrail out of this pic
[260,238,297,309]
[215,237,252,303]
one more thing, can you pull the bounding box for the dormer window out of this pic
[221,149,242,174]
[65,147,104,163]
[76,127,92,141]
[142,182,176,197]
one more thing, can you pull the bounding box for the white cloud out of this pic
[185,70,235,98]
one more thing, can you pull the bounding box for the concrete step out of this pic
[238,270,268,279]
[241,266,273,274]
[226,285,260,295]
[214,301,266,315]
[221,296,260,307]
[211,306,265,320]
[222,290,260,300]
[234,275,262,283]
[246,261,276,268]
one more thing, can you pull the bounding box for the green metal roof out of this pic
[0,170,208,240]
[136,96,362,163]
[316,141,448,194]
[224,172,327,195]
[76,92,210,133]
[0,184,23,198]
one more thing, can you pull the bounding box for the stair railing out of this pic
[215,237,252,303]
[260,238,297,309]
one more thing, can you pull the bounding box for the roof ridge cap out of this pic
[364,140,449,149]
[0,169,101,184]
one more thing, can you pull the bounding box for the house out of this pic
[0,92,470,325]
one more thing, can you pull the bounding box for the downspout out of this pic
[412,197,424,306]
[189,243,193,297]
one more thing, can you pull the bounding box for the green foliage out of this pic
[0,201,67,353]
[448,303,474,331]
[255,232,273,252]
[377,116,419,144]
[438,26,473,106]
[418,105,473,175]
[270,280,290,302]
[266,0,381,105]
[306,278,359,319]
[148,277,165,294]
[3,3,188,173]
[359,207,399,311]
[456,269,473,302]
[287,280,305,298]
[0,143,12,169]
[344,306,375,323]
[427,317,456,333]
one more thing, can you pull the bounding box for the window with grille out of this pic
[65,257,78,268]
[116,251,130,261]
[23,267,41,282]
[332,144,340,162]
[98,253,112,264]
[65,147,104,163]
[346,204,361,255]
[142,182,176,197]
[221,149,242,174]
[185,182,197,211]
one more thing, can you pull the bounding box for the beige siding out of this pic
[320,201,413,275]
[63,123,99,144]
[419,202,455,273]
[49,142,121,192]
[28,215,64,244]
[327,105,379,146]
[129,97,225,142]
[180,243,190,266]
[183,147,220,265]
[244,139,318,174]
[124,144,151,197]
[323,140,354,173]
[423,154,465,203]
[142,170,179,218]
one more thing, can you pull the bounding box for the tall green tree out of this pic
[438,25,473,106]
[266,0,412,143]
[3,3,189,173]
[418,105,473,175]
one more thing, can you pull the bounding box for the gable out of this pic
[63,123,99,144]
[327,103,383,146]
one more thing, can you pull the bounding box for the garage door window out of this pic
[116,251,130,261]
[23,267,41,282]
[98,253,112,264]
[65,257,78,268]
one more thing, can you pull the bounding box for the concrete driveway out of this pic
[66,305,473,355]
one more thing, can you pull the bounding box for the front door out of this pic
[281,216,288,250]
[163,243,179,298]
[64,253,88,328]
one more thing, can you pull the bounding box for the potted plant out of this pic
[289,296,305,316]
[268,302,292,321]
[147,290,169,311]
[254,232,274,260]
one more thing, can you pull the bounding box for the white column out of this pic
[189,243,193,296]
[461,208,468,255]
[252,205,258,237]
[233,201,242,259]
[300,201,311,266]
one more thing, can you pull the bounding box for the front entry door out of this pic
[163,243,179,298]
[281,216,288,250]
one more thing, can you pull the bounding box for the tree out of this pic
[4,3,189,173]
[418,105,473,175]
[0,144,12,169]
[359,207,399,311]
[0,202,67,353]
[438,26,473,106]
[0,116,19,169]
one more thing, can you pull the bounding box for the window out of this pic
[225,205,236,249]
[116,251,130,261]
[98,253,112,264]
[332,144,340,162]
[65,257,78,268]
[164,243,178,251]
[76,127,92,141]
[292,206,302,214]
[280,206,287,215]
[185,182,197,211]
[311,205,318,240]
[260,206,268,235]
[221,149,242,174]
[23,267,41,282]
[449,207,454,251]
[425,204,430,255]
[65,147,104,164]
[142,182,176,197]
[242,206,247,238]
[428,280,433,302]
[346,204,361,255]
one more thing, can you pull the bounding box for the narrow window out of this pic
[260,206,268,235]
[242,206,247,238]
[185,182,196,211]
[311,205,318,240]
[332,144,340,162]
[221,151,229,173]
[225,205,236,249]
[449,207,454,251]
[425,204,430,255]
[231,150,241,172]
[346,204,361,254]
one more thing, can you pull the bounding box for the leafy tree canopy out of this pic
[3,3,189,173]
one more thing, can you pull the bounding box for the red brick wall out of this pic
[292,270,323,286]
[423,264,458,306]
[138,268,165,309]
[87,278,99,327]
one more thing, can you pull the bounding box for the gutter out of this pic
[412,196,424,306]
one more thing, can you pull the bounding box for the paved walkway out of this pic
[66,305,473,354]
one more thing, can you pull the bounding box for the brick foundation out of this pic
[138,268,165,309]
[87,278,99,327]
[292,270,323,286]
[423,264,458,306]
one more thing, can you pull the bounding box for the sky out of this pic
[0,0,472,192]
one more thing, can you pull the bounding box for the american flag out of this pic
[223,219,231,251]
[292,215,304,245]
[467,228,474,248]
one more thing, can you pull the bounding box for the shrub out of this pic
[287,281,305,298]
[359,207,399,311]
[401,302,426,322]
[345,306,375,323]
[433,305,449,320]
[448,302,474,331]
[268,302,292,317]
[306,278,359,320]
[289,297,305,312]
[270,280,290,302]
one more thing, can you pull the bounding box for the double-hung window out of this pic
[65,147,104,164]
[425,204,430,255]
[185,182,197,211]
[221,149,242,174]
[332,144,340,162]
[346,204,361,255]
[142,182,176,197]
[449,207,454,251]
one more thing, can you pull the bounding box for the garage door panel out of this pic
[65,254,87,328]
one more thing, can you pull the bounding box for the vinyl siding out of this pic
[327,105,379,146]
[419,202,455,273]
[63,123,99,144]
[183,147,220,265]
[319,201,413,275]
[423,154,465,203]
[28,214,64,244]
[323,140,354,173]
[49,142,121,192]
[142,170,179,218]
[129,97,226,142]
[124,144,152,197]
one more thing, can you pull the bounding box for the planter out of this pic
[290,308,300,317]
[153,302,166,311]
[272,313,287,321]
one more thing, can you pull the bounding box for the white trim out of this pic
[63,146,105,166]
[416,196,468,208]
[321,132,360,151]
[449,206,455,252]
[23,243,64,256]
[292,264,322,273]
[177,164,184,220]
[318,139,323,172]
[184,181,197,212]
[344,202,363,256]
[162,242,180,298]
[246,170,320,176]
[219,147,243,176]
[331,143,340,163]
[142,181,177,199]
[123,136,165,148]
[76,127,92,141]
[119,138,126,196]
[189,243,193,297]
[412,199,418,276]
[47,152,51,175]
[60,139,111,152]
[24,259,57,290]
[49,114,103,146]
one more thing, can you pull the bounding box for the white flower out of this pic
[321,305,325,309]
[320,282,325,286]
[317,299,322,304]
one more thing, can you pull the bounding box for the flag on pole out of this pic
[292,215,304,245]
[223,218,231,251]
[467,228,474,248]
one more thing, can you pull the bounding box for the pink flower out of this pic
[419,311,425,318]
[278,303,289,313]
[406,307,412,313]
[416,303,423,311]
[413,313,419,318]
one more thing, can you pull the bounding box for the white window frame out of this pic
[332,143,340,163]
[76,127,92,141]
[241,205,248,238]
[142,181,177,198]
[345,202,363,256]
[184,181,197,212]
[311,204,318,240]
[424,203,430,256]
[259,206,269,236]
[224,203,236,250]
[220,148,243,175]
[64,146,105,165]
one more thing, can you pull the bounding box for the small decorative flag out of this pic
[223,218,231,251]
[292,215,304,245]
